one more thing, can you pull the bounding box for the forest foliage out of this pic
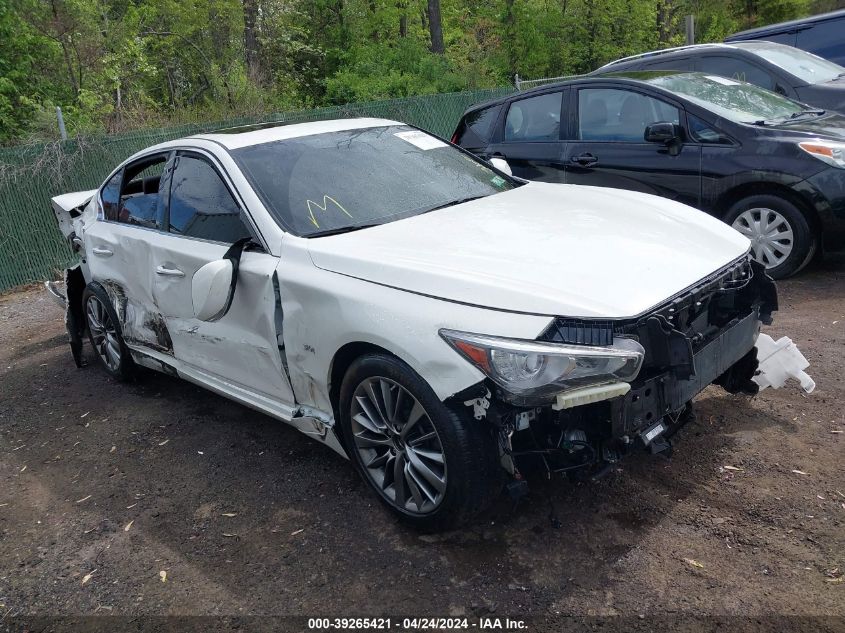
[0,0,842,144]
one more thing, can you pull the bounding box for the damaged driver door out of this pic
[148,150,295,414]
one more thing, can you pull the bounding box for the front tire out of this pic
[338,353,501,531]
[82,284,134,381]
[725,195,814,279]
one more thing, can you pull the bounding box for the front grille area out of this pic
[537,254,778,381]
[538,256,755,348]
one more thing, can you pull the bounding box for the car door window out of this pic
[578,88,679,142]
[168,154,253,243]
[116,155,168,229]
[696,56,775,90]
[643,57,692,71]
[687,114,732,145]
[454,104,502,146]
[504,92,562,142]
[796,20,845,66]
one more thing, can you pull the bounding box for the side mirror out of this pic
[192,259,235,322]
[489,157,513,176]
[644,122,680,144]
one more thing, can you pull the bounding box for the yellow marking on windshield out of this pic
[306,195,353,228]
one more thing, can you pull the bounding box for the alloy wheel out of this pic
[731,207,794,269]
[350,377,447,514]
[85,295,121,372]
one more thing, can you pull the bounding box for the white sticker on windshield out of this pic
[394,130,448,150]
[706,75,741,86]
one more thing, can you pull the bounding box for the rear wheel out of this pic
[82,284,134,381]
[725,195,814,279]
[338,353,501,531]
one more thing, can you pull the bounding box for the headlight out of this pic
[439,329,644,405]
[798,140,845,169]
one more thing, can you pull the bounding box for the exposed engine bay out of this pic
[454,256,809,490]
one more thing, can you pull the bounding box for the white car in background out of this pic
[49,118,780,531]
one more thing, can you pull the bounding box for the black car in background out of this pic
[591,42,845,114]
[726,9,845,67]
[452,71,845,279]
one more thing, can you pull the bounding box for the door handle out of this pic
[92,247,113,257]
[155,265,185,278]
[571,153,598,167]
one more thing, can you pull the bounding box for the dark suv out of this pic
[452,71,845,279]
[591,42,845,114]
[726,9,845,67]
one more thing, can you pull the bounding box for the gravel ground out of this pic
[0,258,843,632]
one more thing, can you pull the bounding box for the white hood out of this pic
[306,183,750,318]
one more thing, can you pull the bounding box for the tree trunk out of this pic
[656,0,672,45]
[242,0,261,83]
[426,0,445,54]
[504,0,516,76]
[398,0,408,37]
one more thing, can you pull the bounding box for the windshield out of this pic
[231,125,514,237]
[739,42,844,85]
[647,72,809,124]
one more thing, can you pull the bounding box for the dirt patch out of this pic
[0,258,843,630]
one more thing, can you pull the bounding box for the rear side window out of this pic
[454,105,501,147]
[504,92,563,142]
[695,56,775,91]
[117,156,167,229]
[168,154,253,243]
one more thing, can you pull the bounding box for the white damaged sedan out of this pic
[50,118,780,530]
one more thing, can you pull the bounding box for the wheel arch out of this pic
[328,341,396,418]
[717,181,821,237]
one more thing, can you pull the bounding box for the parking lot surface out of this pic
[1,258,843,629]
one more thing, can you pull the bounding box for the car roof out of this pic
[593,43,753,72]
[189,117,403,150]
[462,71,695,115]
[726,8,845,40]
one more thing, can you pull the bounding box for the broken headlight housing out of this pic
[440,329,645,405]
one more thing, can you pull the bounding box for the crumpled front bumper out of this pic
[609,308,760,442]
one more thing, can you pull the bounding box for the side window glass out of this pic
[696,56,775,91]
[578,88,680,142]
[169,155,252,243]
[455,105,501,146]
[504,92,562,142]
[643,58,691,71]
[117,156,167,229]
[687,114,732,145]
[796,22,839,61]
[101,170,123,221]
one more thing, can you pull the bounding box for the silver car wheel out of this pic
[350,377,447,514]
[731,207,794,269]
[85,295,121,371]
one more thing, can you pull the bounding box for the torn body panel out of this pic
[454,256,803,482]
[275,238,554,414]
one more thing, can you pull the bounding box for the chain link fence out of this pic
[0,86,514,293]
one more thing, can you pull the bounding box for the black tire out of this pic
[724,194,814,280]
[81,283,135,381]
[338,353,502,532]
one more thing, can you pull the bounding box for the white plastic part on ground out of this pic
[753,333,815,393]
